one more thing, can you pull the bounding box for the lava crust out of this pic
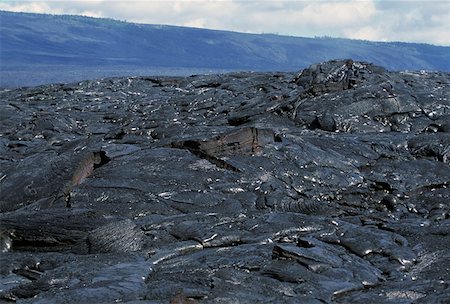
[0,60,449,303]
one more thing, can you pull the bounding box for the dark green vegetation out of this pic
[1,10,450,87]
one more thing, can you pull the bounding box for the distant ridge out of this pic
[1,10,449,87]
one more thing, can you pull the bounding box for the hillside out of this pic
[1,10,450,87]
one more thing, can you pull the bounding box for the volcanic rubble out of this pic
[0,60,449,303]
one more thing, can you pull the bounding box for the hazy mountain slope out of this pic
[1,10,449,87]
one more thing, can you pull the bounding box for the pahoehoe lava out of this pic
[0,60,449,303]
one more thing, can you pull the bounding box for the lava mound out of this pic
[0,60,449,303]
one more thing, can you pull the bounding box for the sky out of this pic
[0,0,449,46]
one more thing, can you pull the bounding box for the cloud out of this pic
[0,0,105,17]
[0,0,448,45]
[343,0,450,45]
[0,1,61,14]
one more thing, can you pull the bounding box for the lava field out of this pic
[0,60,449,303]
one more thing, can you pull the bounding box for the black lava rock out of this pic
[0,60,449,303]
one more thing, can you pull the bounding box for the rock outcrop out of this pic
[0,60,449,303]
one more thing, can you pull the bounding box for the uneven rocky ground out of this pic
[0,60,449,303]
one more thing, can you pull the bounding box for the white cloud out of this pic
[0,2,61,14]
[342,0,450,45]
[0,0,448,45]
[0,1,105,17]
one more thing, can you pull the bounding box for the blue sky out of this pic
[1,0,449,46]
